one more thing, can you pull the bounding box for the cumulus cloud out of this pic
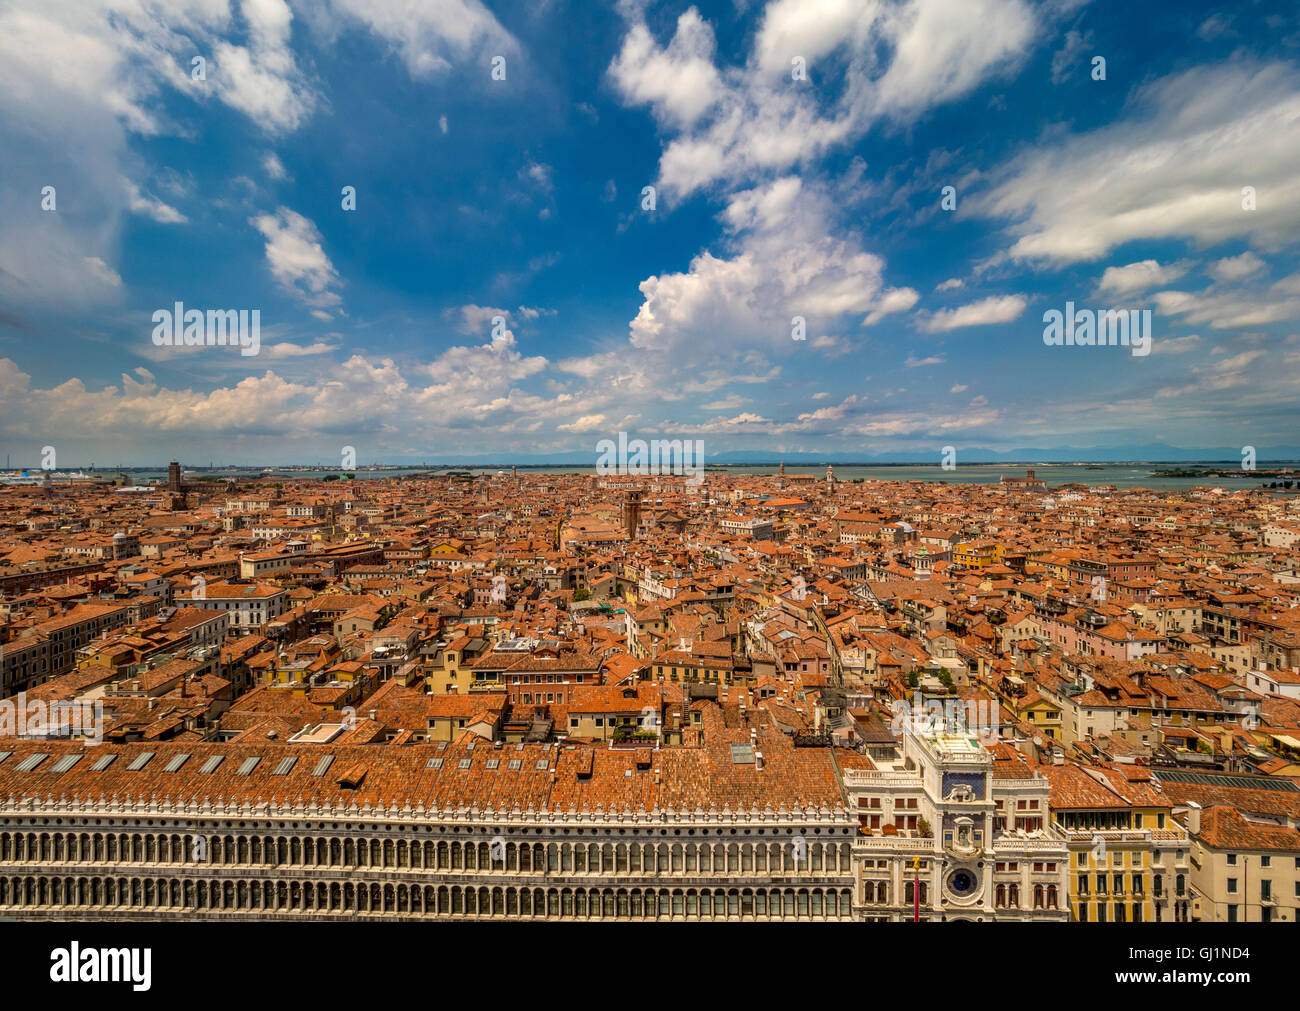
[1096,259,1189,297]
[210,0,315,134]
[1207,251,1266,283]
[249,207,343,311]
[863,287,920,325]
[0,319,558,459]
[919,294,1027,332]
[557,413,607,433]
[609,0,1040,200]
[453,304,511,335]
[608,8,722,129]
[628,177,899,354]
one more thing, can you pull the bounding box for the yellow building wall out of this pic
[1067,844,1155,923]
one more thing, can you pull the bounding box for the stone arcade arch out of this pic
[0,818,859,921]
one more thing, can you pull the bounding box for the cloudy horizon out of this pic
[2,0,1298,466]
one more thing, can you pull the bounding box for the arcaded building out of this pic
[0,729,860,921]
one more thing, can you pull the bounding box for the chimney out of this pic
[1185,801,1201,837]
[754,751,764,771]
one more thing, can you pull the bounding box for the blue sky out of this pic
[1,0,1299,466]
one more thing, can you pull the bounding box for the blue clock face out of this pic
[948,869,978,896]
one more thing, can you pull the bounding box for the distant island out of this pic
[1152,466,1298,479]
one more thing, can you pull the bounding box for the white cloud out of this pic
[608,8,722,129]
[810,335,851,357]
[1154,348,1266,399]
[1155,335,1202,355]
[263,340,338,358]
[1153,273,1300,329]
[968,62,1300,264]
[862,287,920,325]
[0,322,565,460]
[628,177,898,354]
[1207,250,1266,283]
[315,0,518,80]
[1197,14,1233,41]
[125,180,187,224]
[1049,29,1091,85]
[1096,259,1189,297]
[211,0,315,134]
[83,256,122,288]
[862,0,1037,121]
[919,294,1027,332]
[0,0,520,313]
[249,207,342,310]
[454,304,511,335]
[610,0,1041,201]
[523,161,554,193]
[263,153,288,180]
[426,330,546,391]
[557,413,607,433]
[0,0,319,308]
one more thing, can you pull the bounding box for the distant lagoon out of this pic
[90,461,1300,492]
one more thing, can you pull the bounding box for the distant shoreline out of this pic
[10,459,1300,472]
